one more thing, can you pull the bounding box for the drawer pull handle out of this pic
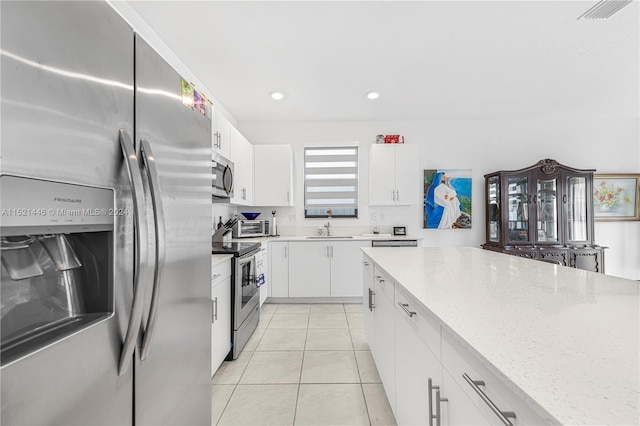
[375,275,385,283]
[368,288,375,311]
[462,373,516,425]
[428,378,447,426]
[212,273,221,280]
[398,302,416,317]
[363,261,369,266]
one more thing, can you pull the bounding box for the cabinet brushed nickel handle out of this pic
[462,373,516,425]
[396,190,400,202]
[284,246,288,258]
[213,297,218,321]
[363,261,369,266]
[375,275,385,283]
[212,273,221,280]
[398,302,416,317]
[435,387,447,426]
[368,288,375,311]
[428,378,434,426]
[563,194,567,203]
[428,378,447,426]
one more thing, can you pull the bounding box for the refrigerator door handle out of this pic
[118,129,152,376]
[139,139,167,361]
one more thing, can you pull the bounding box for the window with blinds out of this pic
[304,146,358,218]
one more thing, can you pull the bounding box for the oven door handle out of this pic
[139,139,166,361]
[117,129,152,376]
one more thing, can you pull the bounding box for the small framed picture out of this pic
[393,226,407,236]
[593,174,640,221]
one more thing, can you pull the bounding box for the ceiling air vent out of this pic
[578,0,633,20]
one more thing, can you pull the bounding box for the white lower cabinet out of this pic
[441,368,491,426]
[372,267,396,414]
[286,240,370,298]
[330,240,370,297]
[269,241,289,297]
[365,257,545,426]
[211,259,231,376]
[258,243,269,306]
[441,329,546,426]
[362,255,375,353]
[395,300,441,426]
[288,241,331,297]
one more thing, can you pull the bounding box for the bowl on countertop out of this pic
[241,212,261,220]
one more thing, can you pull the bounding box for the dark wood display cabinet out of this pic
[482,159,606,273]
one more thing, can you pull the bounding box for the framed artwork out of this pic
[593,174,640,221]
[423,169,472,229]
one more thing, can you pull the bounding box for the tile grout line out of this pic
[213,381,238,426]
[347,303,374,426]
[293,311,311,426]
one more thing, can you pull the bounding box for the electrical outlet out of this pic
[371,212,378,222]
[380,213,386,221]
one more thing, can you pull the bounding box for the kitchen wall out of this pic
[109,2,639,279]
[239,118,640,280]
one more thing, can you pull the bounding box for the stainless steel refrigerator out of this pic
[0,1,212,424]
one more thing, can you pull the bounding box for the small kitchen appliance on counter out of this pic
[232,219,269,238]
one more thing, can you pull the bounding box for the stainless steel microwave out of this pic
[233,220,270,238]
[212,153,234,199]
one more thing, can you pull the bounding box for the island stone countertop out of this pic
[231,235,422,242]
[361,246,639,425]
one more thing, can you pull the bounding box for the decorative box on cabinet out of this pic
[482,159,606,273]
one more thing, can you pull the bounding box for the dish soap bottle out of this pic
[217,216,223,229]
[271,210,277,236]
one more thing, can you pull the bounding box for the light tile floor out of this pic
[211,303,397,426]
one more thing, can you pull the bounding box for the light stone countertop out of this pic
[230,235,422,243]
[361,246,640,426]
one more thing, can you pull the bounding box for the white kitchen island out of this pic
[362,246,639,425]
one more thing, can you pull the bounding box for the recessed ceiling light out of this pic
[366,91,380,100]
[270,91,284,100]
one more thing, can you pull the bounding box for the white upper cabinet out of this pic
[229,126,254,205]
[211,106,231,159]
[253,145,293,206]
[369,144,419,205]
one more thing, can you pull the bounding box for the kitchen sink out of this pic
[305,236,354,239]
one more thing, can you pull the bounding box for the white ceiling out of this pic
[128,1,638,122]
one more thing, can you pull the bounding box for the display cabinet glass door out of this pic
[536,178,559,244]
[507,176,530,243]
[487,176,500,242]
[565,175,589,243]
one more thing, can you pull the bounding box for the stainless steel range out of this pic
[211,242,261,359]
